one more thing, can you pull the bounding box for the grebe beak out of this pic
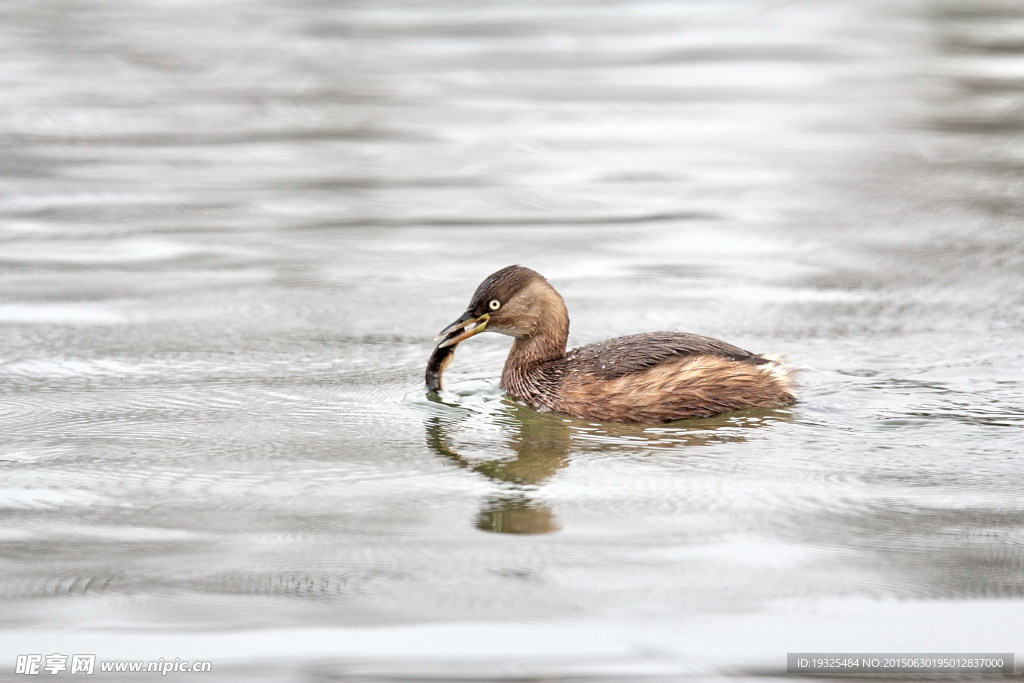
[435,311,490,348]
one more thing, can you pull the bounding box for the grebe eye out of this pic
[488,299,501,311]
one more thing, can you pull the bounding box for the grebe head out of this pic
[435,265,567,348]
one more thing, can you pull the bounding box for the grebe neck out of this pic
[501,307,568,395]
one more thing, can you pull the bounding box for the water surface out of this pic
[1,0,1023,679]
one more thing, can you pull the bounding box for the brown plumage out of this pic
[431,265,796,424]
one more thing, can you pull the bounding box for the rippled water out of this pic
[2,0,1023,680]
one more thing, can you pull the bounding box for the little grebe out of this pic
[430,265,796,424]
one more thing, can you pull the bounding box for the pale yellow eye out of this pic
[488,299,501,311]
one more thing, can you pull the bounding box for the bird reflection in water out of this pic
[425,398,793,535]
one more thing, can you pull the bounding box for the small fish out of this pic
[425,330,460,393]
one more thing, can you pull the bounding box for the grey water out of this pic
[1,0,1023,680]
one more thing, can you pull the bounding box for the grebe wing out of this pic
[565,332,767,380]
